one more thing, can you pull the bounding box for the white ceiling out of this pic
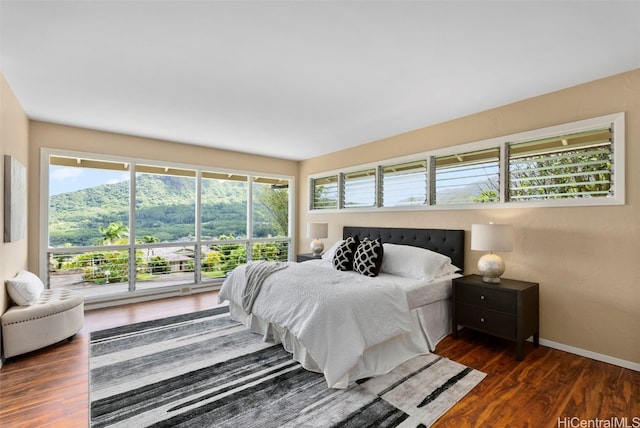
[1,1,639,161]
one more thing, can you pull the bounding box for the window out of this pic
[508,128,613,201]
[134,165,198,291]
[252,176,290,262]
[311,175,338,210]
[308,112,624,211]
[135,165,196,243]
[49,156,130,247]
[433,148,500,205]
[342,169,376,208]
[201,172,248,239]
[381,161,427,207]
[44,151,294,301]
[252,176,290,239]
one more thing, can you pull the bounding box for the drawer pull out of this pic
[480,295,485,300]
[480,318,485,323]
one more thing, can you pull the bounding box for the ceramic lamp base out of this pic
[310,239,324,256]
[478,252,505,283]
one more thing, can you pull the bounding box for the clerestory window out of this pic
[308,113,624,211]
[381,160,428,207]
[507,128,613,201]
[433,148,500,205]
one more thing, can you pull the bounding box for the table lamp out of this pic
[471,223,513,283]
[307,222,328,256]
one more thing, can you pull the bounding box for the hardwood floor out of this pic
[0,292,637,428]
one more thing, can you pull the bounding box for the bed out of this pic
[218,226,465,389]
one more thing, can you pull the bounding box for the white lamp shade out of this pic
[471,224,513,252]
[307,222,328,239]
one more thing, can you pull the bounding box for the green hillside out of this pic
[49,175,280,247]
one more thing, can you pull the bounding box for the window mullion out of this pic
[247,175,254,261]
[194,170,202,284]
[339,173,345,209]
[376,166,383,207]
[129,164,137,292]
[428,156,436,205]
[503,143,510,203]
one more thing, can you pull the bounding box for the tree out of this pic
[97,222,129,245]
[509,150,611,200]
[470,175,500,203]
[471,189,499,203]
[140,235,160,265]
[255,185,289,236]
[76,249,134,284]
[148,256,170,274]
[201,251,222,273]
[313,183,338,209]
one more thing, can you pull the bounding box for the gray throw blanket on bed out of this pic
[241,261,289,313]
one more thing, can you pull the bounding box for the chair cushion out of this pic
[1,289,84,325]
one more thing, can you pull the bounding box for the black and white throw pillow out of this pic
[353,237,384,277]
[332,236,359,271]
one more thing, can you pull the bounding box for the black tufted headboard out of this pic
[343,226,465,272]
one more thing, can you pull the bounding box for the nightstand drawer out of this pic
[455,282,517,314]
[456,303,516,340]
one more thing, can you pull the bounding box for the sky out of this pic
[49,166,130,196]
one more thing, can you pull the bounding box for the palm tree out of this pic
[142,235,159,264]
[97,222,129,245]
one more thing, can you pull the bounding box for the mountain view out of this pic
[49,175,280,247]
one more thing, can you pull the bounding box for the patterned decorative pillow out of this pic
[353,237,384,277]
[332,236,359,271]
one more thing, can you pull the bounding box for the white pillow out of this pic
[6,270,45,306]
[437,262,461,278]
[321,240,345,262]
[381,243,454,281]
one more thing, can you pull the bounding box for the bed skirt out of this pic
[227,299,452,389]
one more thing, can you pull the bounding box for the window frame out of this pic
[432,147,501,206]
[310,175,339,210]
[307,113,625,212]
[380,160,428,207]
[341,168,377,209]
[40,148,296,300]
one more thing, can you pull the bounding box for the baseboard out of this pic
[537,338,640,372]
[84,283,220,311]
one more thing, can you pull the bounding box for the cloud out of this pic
[106,173,130,185]
[50,167,83,180]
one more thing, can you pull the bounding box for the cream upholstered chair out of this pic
[1,272,84,359]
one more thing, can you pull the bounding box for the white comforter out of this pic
[218,261,414,388]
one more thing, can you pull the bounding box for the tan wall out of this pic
[27,121,300,276]
[298,69,640,364]
[9,68,640,365]
[0,73,30,358]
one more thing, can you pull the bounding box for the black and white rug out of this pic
[89,307,485,427]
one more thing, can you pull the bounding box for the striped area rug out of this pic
[89,306,485,427]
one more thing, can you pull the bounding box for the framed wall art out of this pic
[4,155,26,242]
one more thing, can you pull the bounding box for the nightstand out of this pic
[296,253,322,262]
[452,274,539,360]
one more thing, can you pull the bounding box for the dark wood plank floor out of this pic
[0,292,637,428]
